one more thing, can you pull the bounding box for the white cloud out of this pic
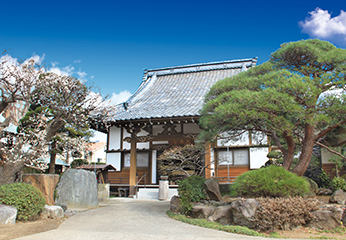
[73,60,82,64]
[77,69,87,79]
[109,90,132,105]
[23,54,45,65]
[299,8,346,46]
[49,65,75,76]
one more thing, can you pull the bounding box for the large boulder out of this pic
[203,178,223,202]
[170,195,182,213]
[308,209,343,229]
[191,204,215,219]
[207,205,233,225]
[230,199,260,229]
[22,174,59,205]
[329,189,346,205]
[55,169,99,209]
[0,204,17,225]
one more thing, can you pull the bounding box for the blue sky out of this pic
[1,0,345,104]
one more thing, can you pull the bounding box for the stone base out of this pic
[98,184,110,202]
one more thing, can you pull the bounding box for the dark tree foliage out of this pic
[200,39,346,176]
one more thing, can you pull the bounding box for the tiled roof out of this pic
[107,58,257,122]
[76,164,117,171]
[86,142,106,152]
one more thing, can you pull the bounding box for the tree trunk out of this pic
[282,135,296,170]
[48,141,57,174]
[0,161,25,185]
[291,124,316,176]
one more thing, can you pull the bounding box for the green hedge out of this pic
[232,165,311,198]
[177,175,206,213]
[0,183,46,221]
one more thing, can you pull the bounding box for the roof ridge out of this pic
[144,57,257,72]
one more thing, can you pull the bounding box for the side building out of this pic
[94,58,269,195]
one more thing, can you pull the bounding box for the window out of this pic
[124,152,149,167]
[218,148,249,166]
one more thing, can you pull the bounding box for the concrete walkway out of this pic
[16,199,275,240]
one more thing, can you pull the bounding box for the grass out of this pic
[166,210,265,237]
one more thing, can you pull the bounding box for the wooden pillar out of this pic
[129,133,137,196]
[204,142,211,179]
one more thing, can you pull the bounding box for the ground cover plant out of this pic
[166,210,265,237]
[0,183,46,221]
[231,165,311,197]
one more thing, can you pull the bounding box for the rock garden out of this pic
[0,169,100,239]
[169,165,346,238]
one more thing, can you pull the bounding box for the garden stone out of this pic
[203,178,223,202]
[329,189,346,205]
[170,195,182,213]
[55,169,99,209]
[230,199,260,229]
[308,210,343,229]
[44,205,64,219]
[22,173,60,205]
[207,205,233,225]
[191,204,215,219]
[0,204,17,224]
[98,183,110,202]
[317,188,333,195]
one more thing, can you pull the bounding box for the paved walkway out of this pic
[17,199,274,240]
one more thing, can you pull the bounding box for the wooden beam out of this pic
[129,133,137,196]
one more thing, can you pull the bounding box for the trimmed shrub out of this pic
[232,165,311,198]
[0,183,47,221]
[255,197,320,231]
[331,177,346,191]
[177,175,206,213]
[70,159,88,168]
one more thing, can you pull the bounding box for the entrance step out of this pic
[137,188,178,200]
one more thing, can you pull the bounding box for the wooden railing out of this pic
[216,176,237,183]
[135,172,147,197]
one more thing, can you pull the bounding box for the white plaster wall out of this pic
[108,127,121,150]
[152,141,169,144]
[210,148,215,177]
[249,147,269,169]
[123,131,131,150]
[107,152,121,171]
[151,150,157,184]
[217,131,250,147]
[153,125,164,135]
[90,147,106,163]
[251,131,268,145]
[321,148,335,164]
[137,130,150,149]
[183,123,201,134]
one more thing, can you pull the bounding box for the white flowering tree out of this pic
[0,53,109,184]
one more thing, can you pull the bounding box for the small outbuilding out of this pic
[76,164,117,184]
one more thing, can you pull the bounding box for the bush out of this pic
[0,183,47,221]
[304,167,331,188]
[255,197,319,231]
[331,177,346,191]
[177,175,206,213]
[232,165,311,198]
[70,159,88,168]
